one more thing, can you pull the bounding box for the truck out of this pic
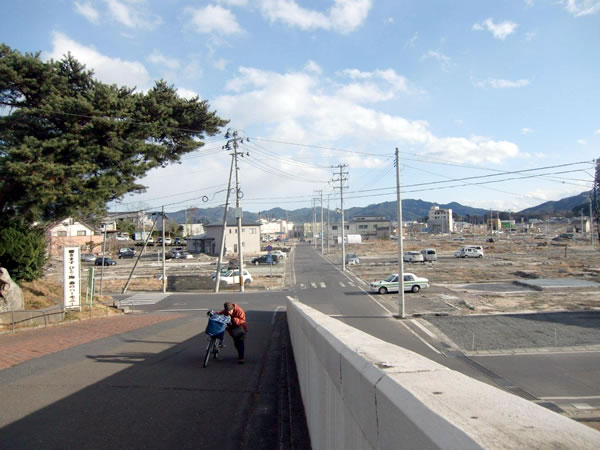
[337,234,362,244]
[133,232,151,242]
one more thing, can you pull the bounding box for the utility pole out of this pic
[327,193,331,255]
[222,129,248,292]
[590,195,594,246]
[312,198,316,249]
[395,148,406,319]
[315,190,323,254]
[331,165,348,271]
[161,206,166,293]
[215,154,235,292]
[99,223,107,298]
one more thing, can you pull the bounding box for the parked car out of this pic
[453,236,466,241]
[455,247,484,258]
[420,248,437,262]
[211,269,253,286]
[81,253,96,263]
[346,253,360,265]
[177,251,193,259]
[271,250,286,259]
[369,273,430,294]
[95,257,116,266]
[174,237,184,245]
[118,249,135,259]
[115,233,129,241]
[252,255,278,265]
[403,251,424,262]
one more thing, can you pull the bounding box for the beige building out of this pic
[186,222,261,256]
[428,206,454,233]
[46,218,102,256]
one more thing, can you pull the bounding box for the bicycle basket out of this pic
[205,314,230,336]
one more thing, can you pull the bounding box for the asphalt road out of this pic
[0,292,309,449]
[293,243,600,424]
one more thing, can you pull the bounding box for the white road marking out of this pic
[410,319,437,339]
[348,281,355,287]
[319,282,326,288]
[540,395,600,401]
[157,308,208,312]
[299,283,306,289]
[313,250,441,355]
[339,282,346,287]
[572,403,595,410]
[116,293,169,306]
[310,282,317,288]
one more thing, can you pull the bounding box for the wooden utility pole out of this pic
[395,148,406,319]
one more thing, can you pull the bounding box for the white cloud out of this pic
[405,32,418,48]
[184,5,244,35]
[177,88,199,100]
[147,50,180,70]
[336,68,418,102]
[477,78,530,88]
[577,139,588,145]
[258,0,372,34]
[218,0,248,5]
[74,1,100,24]
[44,32,151,89]
[105,0,162,29]
[594,129,600,134]
[304,60,323,74]
[214,66,521,165]
[563,0,600,16]
[213,58,228,70]
[521,128,534,135]
[420,50,452,71]
[473,18,518,39]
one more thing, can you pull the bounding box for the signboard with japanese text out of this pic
[63,246,81,310]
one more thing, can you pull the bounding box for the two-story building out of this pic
[46,218,103,256]
[328,216,392,243]
[186,222,261,256]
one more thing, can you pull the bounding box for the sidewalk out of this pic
[0,313,183,370]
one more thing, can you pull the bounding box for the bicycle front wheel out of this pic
[203,338,215,368]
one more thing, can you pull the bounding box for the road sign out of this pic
[266,245,272,252]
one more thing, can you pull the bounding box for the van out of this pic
[420,248,437,261]
[461,247,484,258]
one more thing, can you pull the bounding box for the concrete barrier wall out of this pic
[287,298,600,450]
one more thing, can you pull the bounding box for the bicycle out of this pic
[203,311,231,368]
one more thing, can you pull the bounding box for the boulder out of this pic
[0,268,24,312]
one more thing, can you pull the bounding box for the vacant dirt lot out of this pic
[330,234,600,315]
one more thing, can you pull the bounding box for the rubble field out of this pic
[331,234,600,315]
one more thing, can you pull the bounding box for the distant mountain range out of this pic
[162,191,591,225]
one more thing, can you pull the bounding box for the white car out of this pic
[455,247,484,258]
[211,269,253,286]
[370,273,430,294]
[271,250,286,259]
[403,251,424,262]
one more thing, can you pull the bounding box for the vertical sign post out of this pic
[63,246,81,311]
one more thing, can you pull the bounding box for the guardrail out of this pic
[286,297,600,449]
[0,305,65,333]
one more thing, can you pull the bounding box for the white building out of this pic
[428,206,454,233]
[186,222,261,256]
[259,219,293,240]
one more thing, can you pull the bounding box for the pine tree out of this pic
[0,44,228,226]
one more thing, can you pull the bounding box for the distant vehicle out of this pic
[455,247,484,258]
[211,269,253,285]
[487,238,495,243]
[453,236,466,241]
[115,233,129,241]
[174,237,184,245]
[403,251,424,262]
[420,248,437,261]
[177,251,193,259]
[157,237,172,245]
[95,257,116,266]
[118,249,135,259]
[252,255,278,265]
[81,253,96,263]
[271,250,286,259]
[369,273,430,294]
[534,234,545,239]
[346,253,360,265]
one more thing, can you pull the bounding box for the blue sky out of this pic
[2,0,600,215]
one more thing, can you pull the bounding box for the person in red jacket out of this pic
[219,301,247,364]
